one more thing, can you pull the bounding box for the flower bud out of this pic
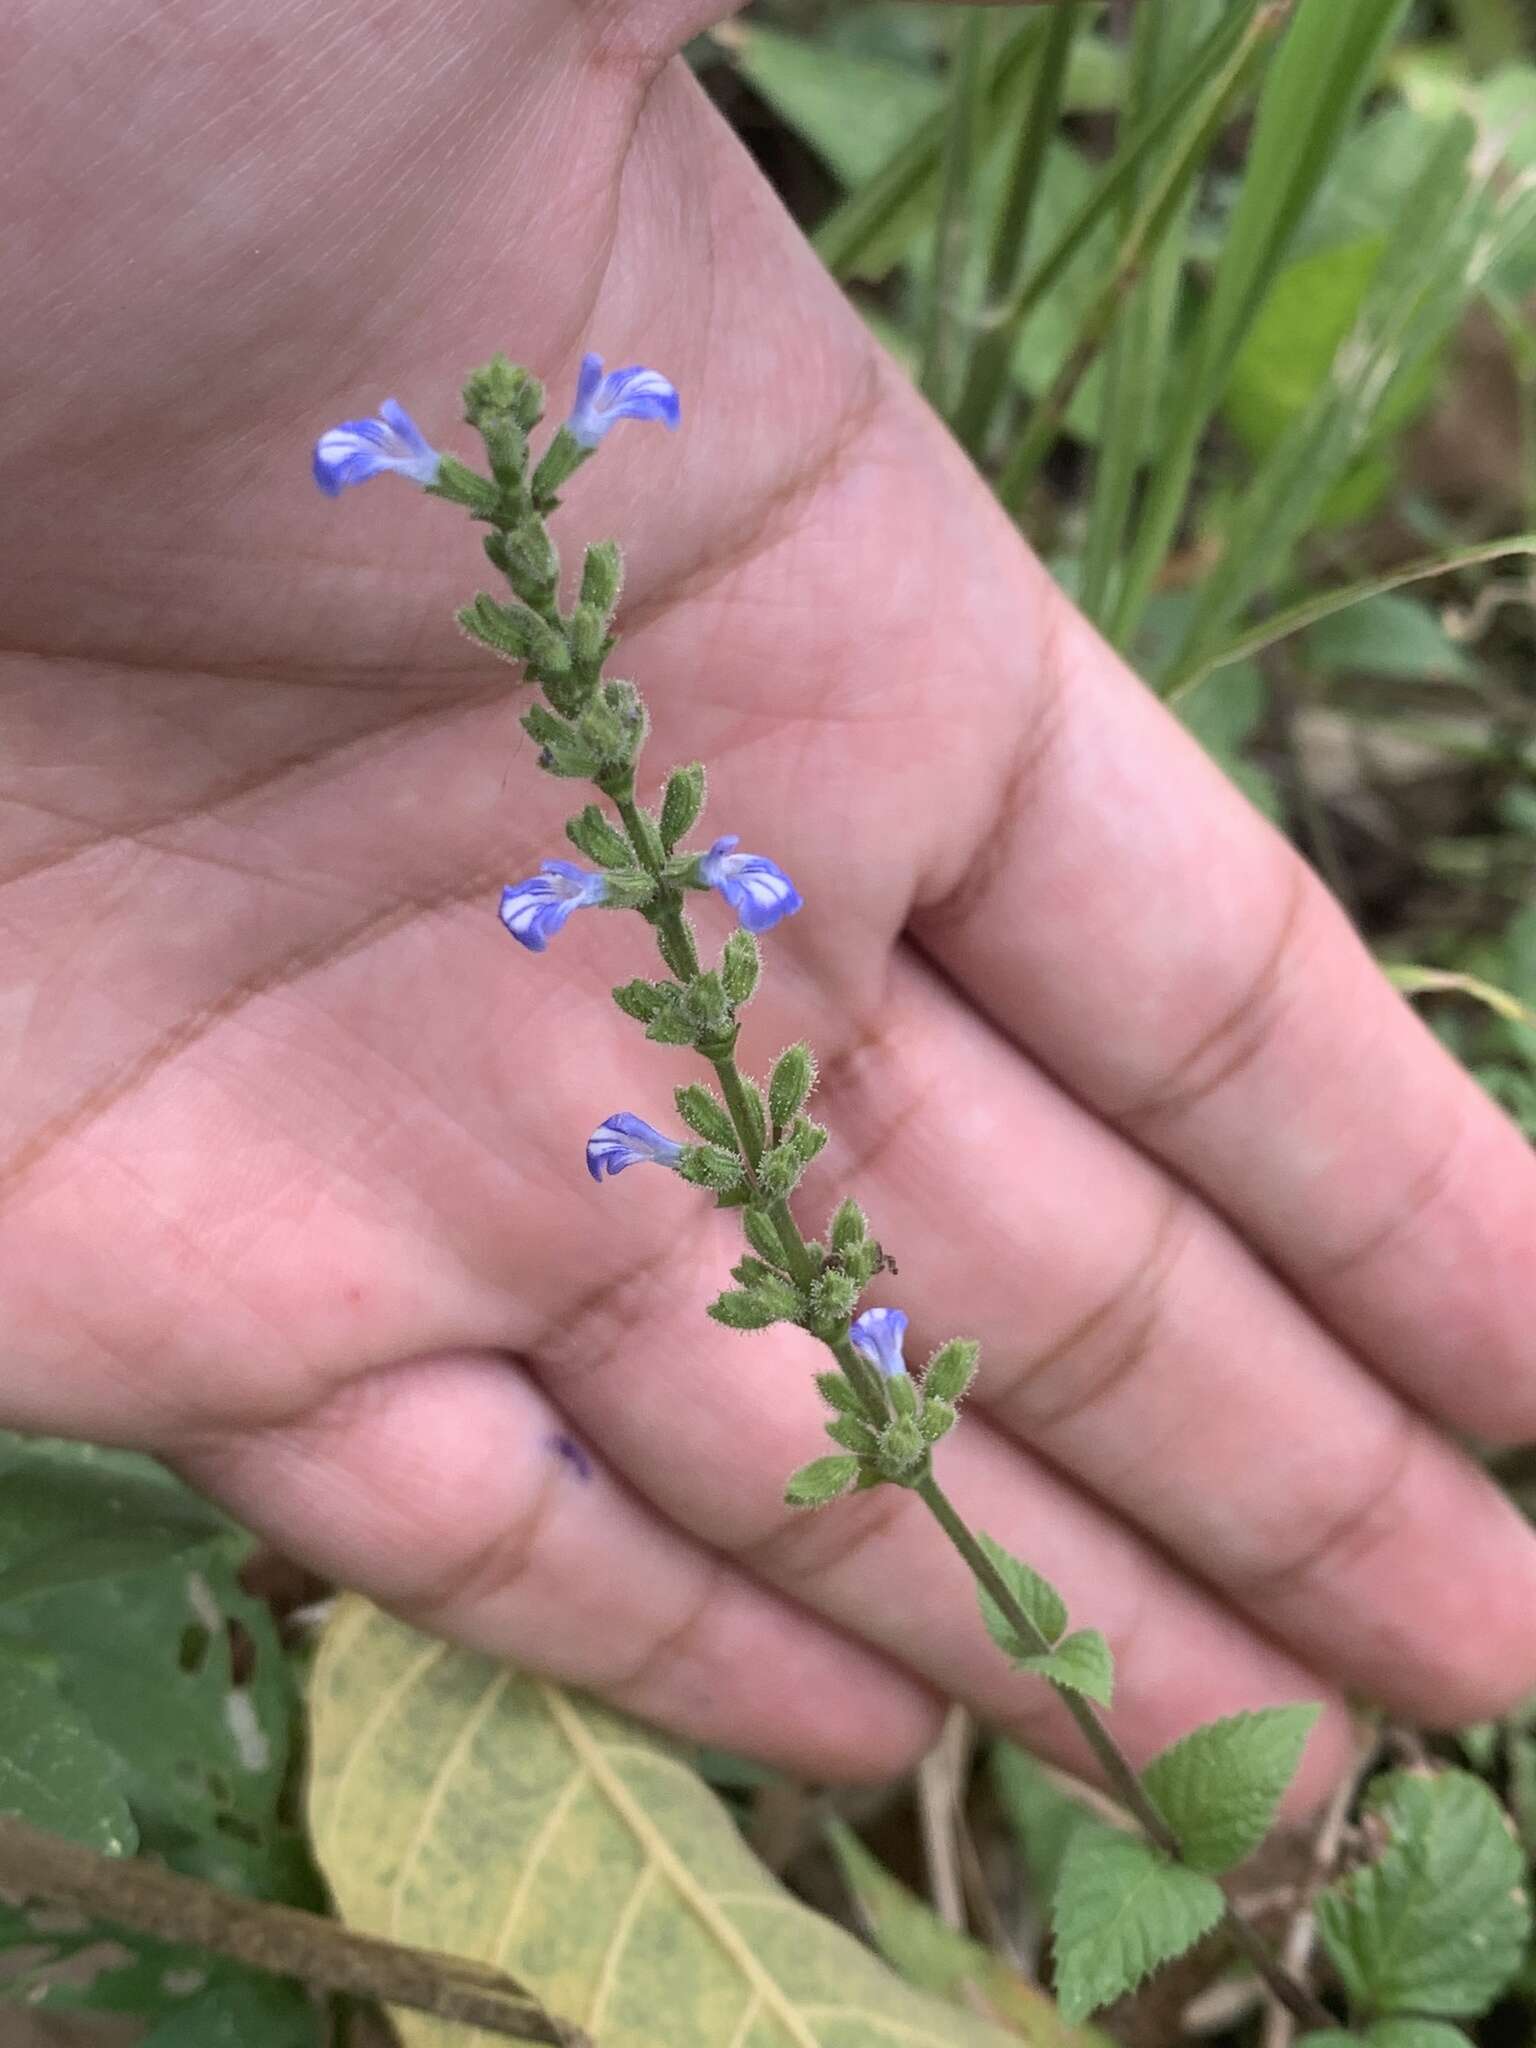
[744,1208,793,1269]
[876,1418,926,1480]
[580,539,624,617]
[566,804,635,868]
[721,929,761,1005]
[825,1416,880,1455]
[923,1339,980,1404]
[784,1456,861,1509]
[675,1084,738,1149]
[919,1399,958,1442]
[660,763,706,850]
[769,1044,816,1135]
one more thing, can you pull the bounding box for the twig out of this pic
[0,1816,589,2047]
[1259,1722,1379,2048]
[916,1705,972,1932]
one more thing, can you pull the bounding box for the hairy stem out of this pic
[916,1473,1333,2029]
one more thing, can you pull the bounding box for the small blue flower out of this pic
[587,1113,686,1182]
[850,1307,910,1379]
[499,862,608,952]
[313,399,441,496]
[567,353,681,449]
[698,835,803,934]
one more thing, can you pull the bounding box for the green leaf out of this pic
[1051,1831,1226,2023]
[1019,1629,1114,1708]
[1316,1769,1531,2017]
[308,1599,1022,2047]
[976,1533,1067,1659]
[1225,237,1386,455]
[0,1439,226,1607]
[1141,1706,1319,1874]
[1301,593,1474,683]
[136,1970,321,2047]
[1168,534,1536,701]
[0,1651,136,1853]
[827,1819,1106,2048]
[728,25,940,190]
[1362,2024,1475,2048]
[992,1743,1122,1904]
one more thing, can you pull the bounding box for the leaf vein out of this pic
[538,1683,820,2048]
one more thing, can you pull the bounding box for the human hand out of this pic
[5,0,1536,1800]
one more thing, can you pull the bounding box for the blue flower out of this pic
[313,399,441,495]
[850,1307,909,1379]
[567,353,681,449]
[587,1113,686,1182]
[499,862,607,952]
[698,835,803,934]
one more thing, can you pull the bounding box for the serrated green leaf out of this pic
[991,1743,1123,1905]
[1141,1706,1319,1874]
[827,1819,1107,2048]
[1052,1831,1226,2022]
[1316,1769,1531,2017]
[976,1534,1067,1660]
[0,1651,136,1852]
[1019,1630,1114,1708]
[308,1599,1021,2047]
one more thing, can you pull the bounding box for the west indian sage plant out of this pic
[311,354,1526,2035]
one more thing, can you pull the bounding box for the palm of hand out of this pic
[5,0,1536,1791]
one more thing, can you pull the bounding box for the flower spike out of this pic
[586,1113,686,1182]
[698,835,803,934]
[499,862,607,952]
[313,399,441,495]
[849,1307,909,1379]
[567,353,681,449]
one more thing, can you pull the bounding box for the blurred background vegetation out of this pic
[695,0,1536,1137]
[4,4,1536,2044]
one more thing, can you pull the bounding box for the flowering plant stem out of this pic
[317,354,1333,2031]
[614,764,1326,2026]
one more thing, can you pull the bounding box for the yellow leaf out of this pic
[308,1598,1026,2048]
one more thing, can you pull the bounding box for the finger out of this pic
[527,1243,1357,1809]
[904,583,1536,1444]
[173,1352,943,1782]
[817,949,1536,1727]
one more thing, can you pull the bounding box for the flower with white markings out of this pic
[567,353,681,449]
[586,1113,686,1182]
[697,835,803,934]
[849,1307,910,1379]
[312,399,441,495]
[498,862,608,952]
